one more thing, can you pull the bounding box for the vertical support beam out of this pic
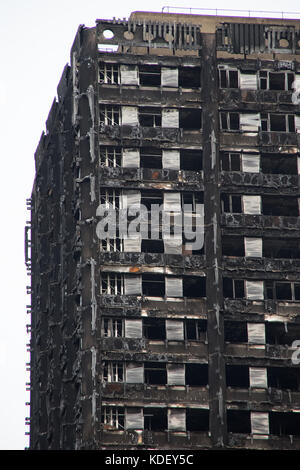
[201,32,227,447]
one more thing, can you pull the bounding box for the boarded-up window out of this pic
[240,73,257,90]
[244,237,262,257]
[121,106,139,126]
[125,319,143,338]
[251,412,269,436]
[124,275,142,295]
[242,195,261,214]
[247,323,265,344]
[242,154,260,173]
[122,149,140,168]
[120,65,139,85]
[161,68,178,87]
[125,408,144,430]
[249,367,267,388]
[167,364,185,385]
[162,150,180,170]
[245,280,264,300]
[163,192,181,212]
[162,109,179,128]
[168,409,186,431]
[165,277,183,297]
[166,320,184,341]
[240,113,260,132]
[126,363,144,383]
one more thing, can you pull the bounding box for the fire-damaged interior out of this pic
[26,11,300,449]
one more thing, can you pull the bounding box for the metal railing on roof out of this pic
[161,6,300,20]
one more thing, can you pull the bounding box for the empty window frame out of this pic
[227,410,251,434]
[139,107,161,127]
[220,112,240,130]
[100,237,123,253]
[221,152,241,171]
[221,194,242,213]
[102,318,123,337]
[141,239,164,254]
[103,362,124,382]
[100,146,122,168]
[99,105,120,126]
[266,321,300,346]
[186,409,209,432]
[143,317,166,340]
[261,113,295,132]
[263,237,300,259]
[99,63,120,84]
[223,278,245,298]
[179,109,202,130]
[100,188,121,209]
[144,408,167,431]
[181,191,203,211]
[183,276,206,298]
[222,236,244,256]
[268,367,299,391]
[142,274,165,297]
[185,364,208,386]
[101,406,125,430]
[139,65,161,86]
[219,67,239,88]
[178,66,201,88]
[100,273,123,295]
[226,365,250,388]
[185,319,207,341]
[140,190,163,211]
[262,195,299,217]
[265,281,300,301]
[269,412,300,436]
[224,321,248,343]
[259,71,294,90]
[144,362,167,385]
[260,153,298,175]
[180,149,202,171]
[140,148,162,169]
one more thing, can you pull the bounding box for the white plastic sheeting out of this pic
[245,280,264,300]
[123,236,141,252]
[161,68,178,87]
[242,195,261,214]
[166,320,184,341]
[249,367,268,388]
[161,109,179,128]
[162,150,180,169]
[242,154,260,173]
[244,237,262,257]
[240,73,257,90]
[120,65,139,85]
[295,114,300,133]
[240,113,260,132]
[125,319,143,338]
[165,277,183,297]
[163,236,182,255]
[124,275,142,295]
[247,323,266,344]
[163,192,181,212]
[121,106,139,126]
[126,363,144,383]
[167,364,185,385]
[122,148,140,168]
[168,409,186,431]
[125,408,144,430]
[121,190,141,209]
[251,412,269,436]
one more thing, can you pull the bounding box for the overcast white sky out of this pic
[1,0,300,450]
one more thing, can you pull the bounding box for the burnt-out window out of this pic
[268,367,299,390]
[185,319,207,341]
[265,281,300,301]
[223,278,245,298]
[179,109,202,130]
[143,317,166,340]
[185,364,208,386]
[220,112,240,130]
[266,322,300,345]
[180,149,202,171]
[99,105,120,126]
[144,362,167,385]
[261,113,295,132]
[269,412,300,436]
[99,63,120,84]
[181,191,203,211]
[101,406,125,430]
[225,321,248,343]
[100,273,123,295]
[221,194,242,213]
[103,362,124,382]
[144,408,167,431]
[100,146,122,168]
[186,409,209,432]
[139,65,161,86]
[139,107,161,127]
[262,195,299,216]
[183,276,206,298]
[102,318,123,337]
[259,71,294,90]
[140,148,162,169]
[142,274,165,297]
[178,66,201,88]
[141,190,163,211]
[226,365,249,388]
[261,153,298,175]
[141,239,164,253]
[219,68,239,88]
[222,236,244,256]
[227,410,251,434]
[264,238,300,259]
[221,152,241,171]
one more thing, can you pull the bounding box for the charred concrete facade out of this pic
[27,11,300,449]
